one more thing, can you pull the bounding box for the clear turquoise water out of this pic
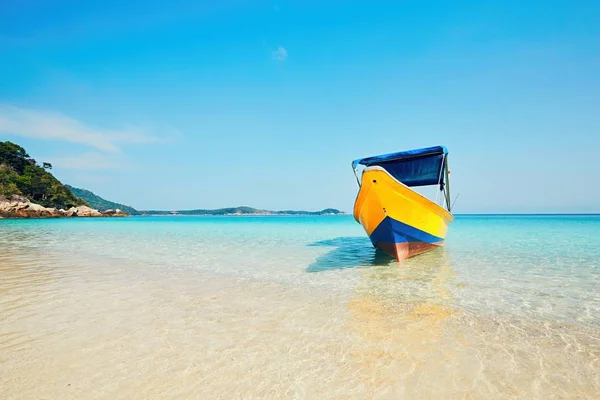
[2,214,599,398]
[1,214,599,326]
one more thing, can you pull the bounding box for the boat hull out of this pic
[353,166,454,261]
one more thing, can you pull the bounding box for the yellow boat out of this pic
[351,146,454,261]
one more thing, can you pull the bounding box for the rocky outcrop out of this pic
[103,209,128,217]
[0,195,129,219]
[0,195,55,218]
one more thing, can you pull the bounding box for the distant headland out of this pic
[139,207,346,216]
[0,141,345,219]
[0,141,128,218]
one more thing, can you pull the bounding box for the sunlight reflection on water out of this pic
[1,216,599,398]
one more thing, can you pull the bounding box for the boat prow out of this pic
[351,146,455,262]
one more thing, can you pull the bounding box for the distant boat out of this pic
[351,145,454,261]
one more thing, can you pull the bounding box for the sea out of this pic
[1,214,599,399]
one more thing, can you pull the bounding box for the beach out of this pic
[1,215,599,399]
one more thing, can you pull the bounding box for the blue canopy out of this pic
[352,145,448,187]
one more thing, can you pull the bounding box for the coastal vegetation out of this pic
[66,185,139,215]
[0,141,82,209]
[1,141,343,217]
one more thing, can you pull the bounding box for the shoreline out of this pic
[0,195,129,219]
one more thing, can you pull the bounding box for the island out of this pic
[1,141,345,218]
[139,207,346,216]
[0,141,127,218]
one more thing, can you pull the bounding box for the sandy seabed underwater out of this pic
[1,215,599,399]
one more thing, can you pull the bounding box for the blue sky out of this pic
[1,0,599,213]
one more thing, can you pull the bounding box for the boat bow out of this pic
[351,146,454,261]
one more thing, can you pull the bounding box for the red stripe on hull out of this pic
[376,241,443,262]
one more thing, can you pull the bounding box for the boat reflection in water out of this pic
[345,248,462,397]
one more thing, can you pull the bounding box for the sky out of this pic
[0,0,599,213]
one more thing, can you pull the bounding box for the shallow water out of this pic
[1,215,599,399]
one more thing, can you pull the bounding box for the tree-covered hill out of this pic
[0,141,83,209]
[66,185,139,215]
[1,141,344,217]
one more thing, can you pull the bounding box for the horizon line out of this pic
[133,211,600,216]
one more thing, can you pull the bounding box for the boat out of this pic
[351,145,454,261]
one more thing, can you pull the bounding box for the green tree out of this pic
[0,141,35,174]
[0,164,21,196]
[0,141,84,208]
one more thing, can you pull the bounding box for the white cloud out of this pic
[0,105,163,153]
[45,152,134,170]
[272,46,288,61]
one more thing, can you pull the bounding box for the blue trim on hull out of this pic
[369,216,443,246]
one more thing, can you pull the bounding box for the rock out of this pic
[74,205,103,217]
[0,195,128,218]
[0,195,54,218]
[102,208,128,217]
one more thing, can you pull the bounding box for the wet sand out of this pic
[1,248,599,399]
